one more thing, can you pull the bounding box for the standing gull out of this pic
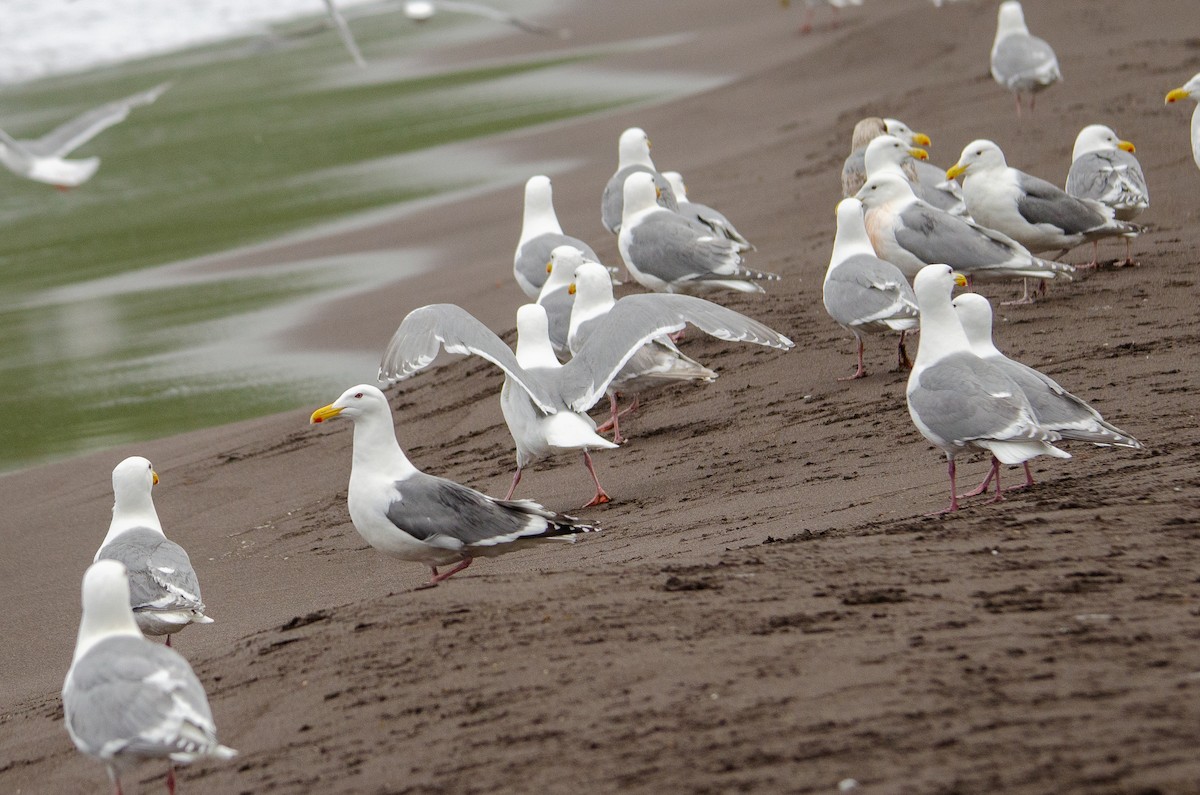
[782,0,864,36]
[823,198,919,380]
[842,117,919,198]
[662,171,755,252]
[514,175,600,298]
[1164,73,1200,172]
[403,0,571,38]
[600,127,677,234]
[947,139,1139,264]
[863,134,967,215]
[378,300,792,505]
[94,456,212,647]
[311,385,598,587]
[951,292,1141,495]
[619,172,779,294]
[569,260,718,444]
[537,244,585,358]
[990,0,1061,116]
[62,560,236,795]
[1066,125,1149,266]
[906,264,1069,513]
[0,83,169,188]
[881,119,968,215]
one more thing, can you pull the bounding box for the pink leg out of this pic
[1002,279,1036,306]
[1014,93,1023,117]
[598,393,627,443]
[165,634,171,648]
[927,458,960,516]
[580,450,611,507]
[1008,462,1035,491]
[504,467,523,500]
[985,458,1006,503]
[167,763,176,795]
[107,767,123,795]
[838,338,867,381]
[798,7,814,34]
[957,457,996,498]
[429,559,473,585]
[897,330,913,370]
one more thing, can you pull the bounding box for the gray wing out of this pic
[625,211,742,284]
[24,83,170,157]
[602,166,678,233]
[322,0,367,67]
[991,34,1060,91]
[895,203,1023,268]
[377,304,557,412]
[63,636,218,759]
[841,148,866,198]
[515,233,598,297]
[560,293,793,411]
[536,286,575,356]
[824,254,919,328]
[1066,151,1149,216]
[1014,171,1108,234]
[678,201,753,249]
[96,528,204,613]
[909,352,1049,445]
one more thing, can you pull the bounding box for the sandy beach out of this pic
[3,0,1200,792]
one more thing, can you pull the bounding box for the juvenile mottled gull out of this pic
[823,198,919,380]
[601,128,677,234]
[311,385,598,586]
[951,292,1141,496]
[379,300,792,505]
[93,456,212,646]
[947,139,1139,264]
[1066,125,1148,265]
[1165,72,1200,172]
[321,0,366,66]
[514,175,600,298]
[855,174,1074,292]
[0,83,169,188]
[990,1,1060,116]
[661,171,754,252]
[618,172,779,294]
[842,117,919,198]
[62,560,236,795]
[568,261,719,443]
[906,264,1069,513]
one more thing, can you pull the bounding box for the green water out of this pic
[0,7,688,472]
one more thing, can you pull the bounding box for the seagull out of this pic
[600,127,678,234]
[823,198,919,380]
[568,260,719,444]
[946,139,1140,264]
[514,175,600,298]
[62,560,236,795]
[781,0,865,36]
[378,299,792,505]
[906,264,1069,514]
[864,134,967,215]
[990,0,1061,116]
[537,244,585,358]
[950,292,1141,496]
[855,174,1074,298]
[1065,125,1149,266]
[618,172,780,294]
[310,385,598,586]
[842,117,918,198]
[661,171,754,252]
[1164,73,1200,172]
[0,83,169,188]
[321,0,366,66]
[93,457,212,647]
[403,0,571,38]
[881,119,968,215]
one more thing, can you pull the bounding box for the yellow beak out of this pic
[953,273,968,287]
[568,282,576,295]
[913,132,932,147]
[1118,140,1136,153]
[1166,88,1191,104]
[945,163,967,180]
[546,261,553,274]
[910,147,929,161]
[654,186,661,200]
[310,404,343,424]
[152,471,159,486]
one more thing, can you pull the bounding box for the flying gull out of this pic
[1065,124,1148,266]
[600,127,677,234]
[990,0,1061,116]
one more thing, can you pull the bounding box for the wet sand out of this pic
[3,0,1200,792]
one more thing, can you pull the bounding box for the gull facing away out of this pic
[601,127,678,234]
[311,385,598,587]
[906,265,1069,514]
[619,172,780,294]
[1066,125,1149,266]
[951,292,1141,496]
[403,0,571,38]
[514,175,600,298]
[662,171,755,253]
[1164,73,1200,172]
[93,457,212,647]
[0,83,169,188]
[823,198,919,381]
[378,300,792,506]
[322,0,367,67]
[62,560,236,795]
[568,261,719,444]
[855,174,1073,298]
[990,0,1060,116]
[947,139,1140,265]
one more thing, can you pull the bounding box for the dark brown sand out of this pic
[4,0,1200,792]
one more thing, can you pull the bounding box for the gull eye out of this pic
[354,392,364,399]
